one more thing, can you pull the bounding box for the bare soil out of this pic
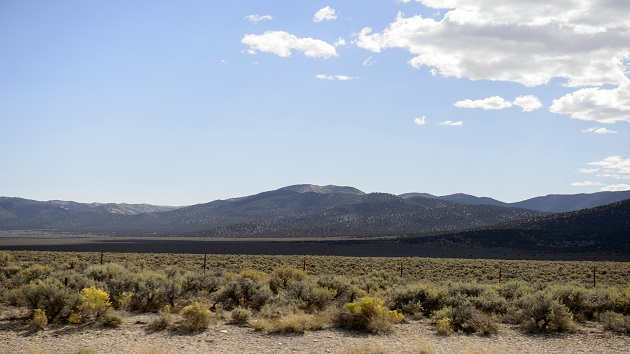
[1,310,628,354]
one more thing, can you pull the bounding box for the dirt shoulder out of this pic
[1,311,628,354]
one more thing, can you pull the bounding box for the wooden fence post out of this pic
[400,261,403,278]
[203,254,207,275]
[593,267,596,288]
[499,267,502,284]
[303,258,306,273]
[100,250,103,265]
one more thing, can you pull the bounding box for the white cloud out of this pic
[245,14,273,23]
[315,74,357,81]
[582,127,618,134]
[242,31,338,59]
[513,95,542,112]
[550,83,630,124]
[455,95,543,112]
[571,181,603,187]
[334,37,346,47]
[414,116,427,125]
[363,56,376,66]
[587,156,630,175]
[314,6,337,23]
[600,184,630,192]
[578,168,598,174]
[354,3,630,87]
[439,120,463,126]
[454,96,512,110]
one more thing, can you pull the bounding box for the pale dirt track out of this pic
[1,312,629,354]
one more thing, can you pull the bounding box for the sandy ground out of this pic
[1,310,629,354]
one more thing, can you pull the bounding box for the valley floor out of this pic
[1,311,628,354]
[1,232,629,261]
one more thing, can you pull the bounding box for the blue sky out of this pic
[1,0,629,205]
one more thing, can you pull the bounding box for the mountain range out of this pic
[1,185,629,241]
[2,184,630,256]
[399,190,630,212]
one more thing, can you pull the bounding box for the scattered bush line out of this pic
[1,250,629,336]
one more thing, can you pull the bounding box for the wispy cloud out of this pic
[600,184,630,191]
[439,120,464,126]
[314,6,337,23]
[315,74,357,81]
[587,156,630,175]
[242,31,337,58]
[582,127,618,134]
[578,168,598,174]
[363,56,376,66]
[245,14,273,23]
[571,181,603,187]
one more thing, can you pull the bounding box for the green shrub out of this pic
[519,292,575,333]
[549,284,596,321]
[85,263,129,283]
[269,266,306,293]
[148,307,173,332]
[22,264,53,283]
[127,270,170,312]
[100,307,123,327]
[180,271,223,297]
[600,311,630,334]
[336,297,403,334]
[356,270,398,294]
[20,277,77,321]
[0,251,14,267]
[388,282,449,317]
[180,302,213,332]
[431,305,499,335]
[497,281,532,301]
[611,286,630,315]
[230,306,252,324]
[317,275,365,305]
[215,275,272,310]
[469,294,508,315]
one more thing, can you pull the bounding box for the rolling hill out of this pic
[400,190,630,212]
[409,198,630,252]
[0,185,546,237]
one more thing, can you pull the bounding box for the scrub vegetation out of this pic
[1,250,629,337]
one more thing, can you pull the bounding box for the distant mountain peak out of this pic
[278,184,365,195]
